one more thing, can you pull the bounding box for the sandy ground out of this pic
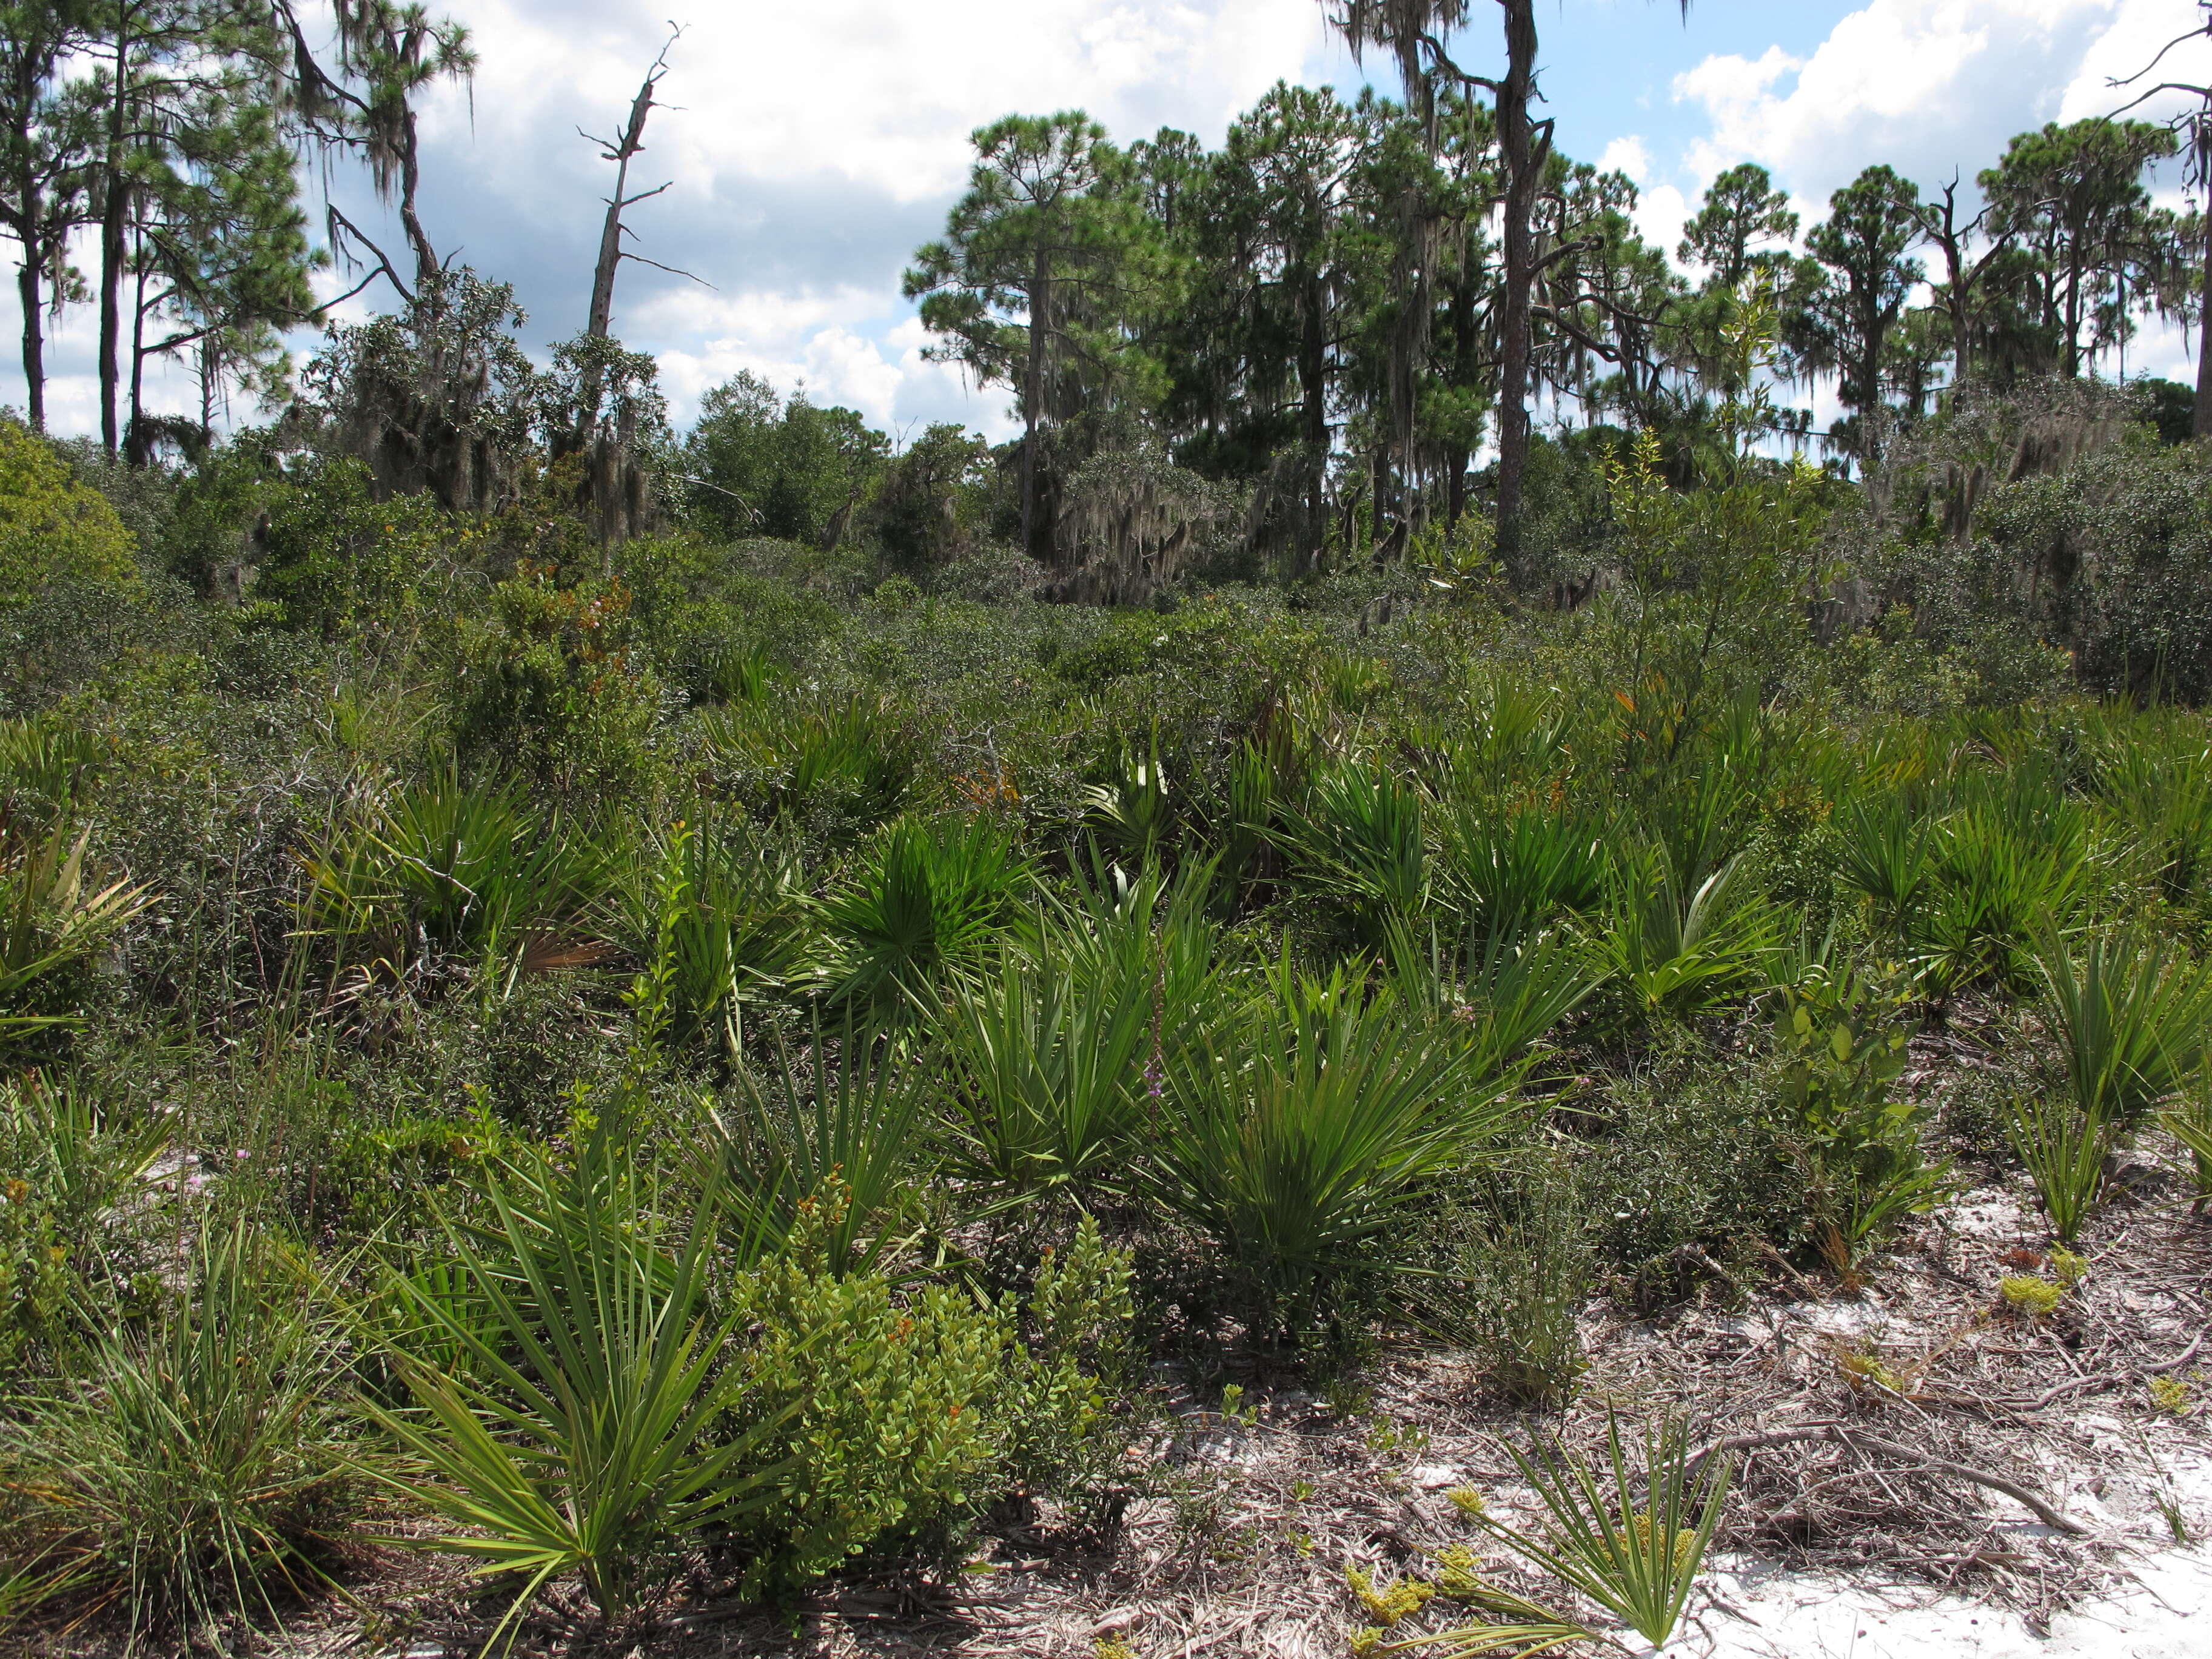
[1698,1542,2209,1659]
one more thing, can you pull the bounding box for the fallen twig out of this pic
[1686,1423,2086,1535]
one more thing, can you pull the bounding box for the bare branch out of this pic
[324,206,414,306]
[617,251,714,289]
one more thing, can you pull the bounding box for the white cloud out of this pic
[1666,0,2207,203]
[2060,0,2212,124]
[1597,135,1691,255]
[429,0,1326,215]
[409,0,1327,432]
[1597,135,1652,181]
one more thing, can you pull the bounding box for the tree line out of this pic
[5,0,2210,599]
[904,87,2200,581]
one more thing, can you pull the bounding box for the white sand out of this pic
[1696,1542,2209,1658]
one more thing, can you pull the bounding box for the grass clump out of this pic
[0,1221,357,1635]
[1152,957,1520,1342]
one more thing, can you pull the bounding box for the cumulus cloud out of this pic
[1597,135,1692,256]
[1662,0,2212,381]
[1667,0,2199,202]
[387,0,1330,426]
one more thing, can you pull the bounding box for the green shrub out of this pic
[1583,1045,1806,1296]
[2036,925,2212,1130]
[1595,847,1780,1022]
[0,417,137,605]
[717,1190,1133,1601]
[369,1128,788,1637]
[451,562,662,803]
[0,1078,169,1360]
[1427,1164,1594,1406]
[616,822,814,1044]
[0,1172,66,1370]
[300,772,614,987]
[1772,971,1947,1267]
[934,939,1151,1202]
[1913,791,2089,997]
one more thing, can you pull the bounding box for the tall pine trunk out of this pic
[1493,0,1538,587]
[1299,267,1327,566]
[126,240,149,465]
[2196,201,2212,439]
[97,14,130,454]
[15,207,44,431]
[1022,249,1049,560]
[7,39,48,434]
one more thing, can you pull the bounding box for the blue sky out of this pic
[10,0,2212,440]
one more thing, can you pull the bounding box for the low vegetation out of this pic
[0,359,2207,1657]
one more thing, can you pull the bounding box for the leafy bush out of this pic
[717,1187,1132,1601]
[236,454,451,636]
[0,417,138,604]
[0,1170,67,1370]
[1583,1046,1807,1296]
[1771,971,1946,1267]
[451,562,661,803]
[0,1078,168,1361]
